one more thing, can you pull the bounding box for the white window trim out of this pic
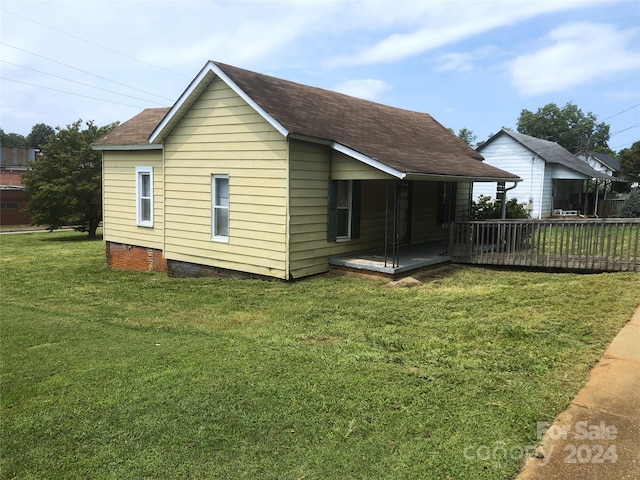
[211,174,229,243]
[135,166,153,228]
[336,180,352,242]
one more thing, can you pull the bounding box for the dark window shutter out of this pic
[351,180,361,239]
[327,179,337,242]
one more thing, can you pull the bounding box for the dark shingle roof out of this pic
[214,62,517,180]
[480,130,609,179]
[589,151,620,172]
[93,107,170,147]
[94,61,519,181]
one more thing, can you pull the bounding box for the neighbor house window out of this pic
[136,166,153,227]
[212,175,229,242]
[327,179,361,242]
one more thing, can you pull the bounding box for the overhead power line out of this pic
[0,42,175,102]
[1,77,150,110]
[1,60,168,107]
[600,103,640,122]
[610,122,640,136]
[1,7,189,80]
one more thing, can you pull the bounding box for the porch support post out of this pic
[384,180,389,267]
[393,180,400,267]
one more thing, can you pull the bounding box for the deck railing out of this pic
[449,219,640,272]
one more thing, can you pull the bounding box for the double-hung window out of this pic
[336,180,352,240]
[327,179,361,242]
[136,166,153,227]
[212,175,229,242]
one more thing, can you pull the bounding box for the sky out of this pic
[1,0,639,151]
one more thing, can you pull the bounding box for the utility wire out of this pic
[1,7,190,80]
[1,77,150,110]
[600,103,640,122]
[0,42,175,102]
[610,122,640,136]
[1,60,168,106]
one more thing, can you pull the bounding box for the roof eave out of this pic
[405,173,522,183]
[331,142,406,179]
[92,144,163,151]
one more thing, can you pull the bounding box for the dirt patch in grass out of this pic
[386,264,465,287]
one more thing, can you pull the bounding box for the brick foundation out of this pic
[106,241,167,273]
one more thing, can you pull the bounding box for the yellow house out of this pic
[93,61,518,280]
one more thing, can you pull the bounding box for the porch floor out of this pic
[329,241,451,278]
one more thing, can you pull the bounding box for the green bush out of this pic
[620,189,640,218]
[471,195,529,220]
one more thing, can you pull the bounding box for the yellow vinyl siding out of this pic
[163,77,289,279]
[102,150,164,249]
[288,140,390,278]
[331,151,396,180]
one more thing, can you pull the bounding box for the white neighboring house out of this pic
[576,150,620,177]
[473,129,610,219]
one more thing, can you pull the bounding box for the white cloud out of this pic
[509,22,640,95]
[434,53,475,72]
[329,0,610,66]
[138,1,333,70]
[332,79,390,100]
[433,46,501,72]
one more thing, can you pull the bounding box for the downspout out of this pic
[500,183,519,219]
[538,157,545,219]
[161,144,166,259]
[284,139,291,280]
[101,151,106,239]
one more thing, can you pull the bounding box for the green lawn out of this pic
[1,231,639,479]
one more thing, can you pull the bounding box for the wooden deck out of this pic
[449,219,640,272]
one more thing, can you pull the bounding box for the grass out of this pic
[1,231,639,479]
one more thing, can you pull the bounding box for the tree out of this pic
[22,119,118,238]
[457,127,477,147]
[0,128,28,147]
[619,141,640,180]
[27,123,55,149]
[516,102,610,153]
[620,189,640,218]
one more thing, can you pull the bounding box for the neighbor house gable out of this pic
[479,130,608,180]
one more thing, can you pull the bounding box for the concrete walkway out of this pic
[516,306,640,479]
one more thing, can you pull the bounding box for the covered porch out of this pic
[329,241,450,278]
